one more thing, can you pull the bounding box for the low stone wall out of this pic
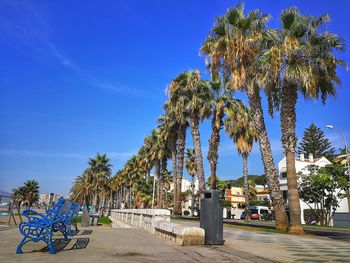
[154,220,205,246]
[109,209,170,233]
[109,209,204,246]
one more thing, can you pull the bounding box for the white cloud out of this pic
[0,149,134,160]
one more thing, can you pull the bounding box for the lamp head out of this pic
[326,125,334,129]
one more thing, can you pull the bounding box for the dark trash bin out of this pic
[89,213,99,226]
[200,189,224,245]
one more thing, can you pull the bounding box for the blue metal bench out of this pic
[16,198,80,254]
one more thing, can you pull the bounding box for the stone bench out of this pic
[153,220,205,246]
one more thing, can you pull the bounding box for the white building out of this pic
[170,177,199,214]
[278,153,349,224]
[39,193,63,207]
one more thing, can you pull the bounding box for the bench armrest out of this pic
[22,209,49,223]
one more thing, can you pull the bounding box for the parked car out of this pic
[250,206,270,220]
[241,206,271,220]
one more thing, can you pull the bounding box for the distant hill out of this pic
[0,190,11,203]
[225,174,266,187]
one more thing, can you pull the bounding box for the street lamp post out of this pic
[326,124,350,212]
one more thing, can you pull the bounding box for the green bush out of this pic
[98,216,111,224]
[303,209,323,224]
[73,215,111,224]
[222,200,232,208]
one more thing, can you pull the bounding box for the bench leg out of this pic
[67,223,73,236]
[73,221,78,231]
[47,228,55,255]
[16,236,30,254]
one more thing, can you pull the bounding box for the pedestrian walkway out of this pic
[224,228,350,262]
[0,226,248,263]
[2,222,350,262]
[176,219,350,262]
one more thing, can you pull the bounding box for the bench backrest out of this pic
[45,198,79,223]
[45,198,65,222]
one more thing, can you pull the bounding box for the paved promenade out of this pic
[0,225,247,263]
[178,220,350,262]
[1,222,350,262]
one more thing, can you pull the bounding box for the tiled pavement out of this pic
[176,220,350,262]
[223,228,350,262]
[1,220,350,262]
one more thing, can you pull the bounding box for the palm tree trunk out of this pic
[191,175,195,216]
[189,116,206,192]
[107,190,112,214]
[246,84,288,230]
[171,140,177,213]
[146,164,151,179]
[208,108,224,190]
[174,123,186,215]
[243,154,251,222]
[281,83,303,234]
[98,196,105,216]
[93,187,98,213]
[155,160,161,208]
[160,157,167,208]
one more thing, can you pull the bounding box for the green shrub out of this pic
[98,216,111,224]
[73,215,111,224]
[222,200,232,208]
[304,209,323,224]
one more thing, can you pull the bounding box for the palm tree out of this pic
[23,180,39,209]
[162,170,173,208]
[88,153,112,213]
[201,4,288,229]
[185,148,197,216]
[167,75,190,215]
[205,74,243,189]
[162,101,179,211]
[259,8,345,234]
[224,105,257,221]
[11,186,26,221]
[171,71,211,192]
[11,186,26,207]
[71,169,94,226]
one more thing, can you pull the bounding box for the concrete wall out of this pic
[109,209,204,246]
[334,212,350,227]
[109,209,170,233]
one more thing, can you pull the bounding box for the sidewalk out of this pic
[0,225,249,263]
[2,222,350,262]
[176,219,350,262]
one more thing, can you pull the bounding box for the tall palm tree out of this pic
[162,101,179,211]
[185,148,197,216]
[224,105,257,221]
[259,8,345,234]
[201,4,288,229]
[171,71,211,192]
[88,153,112,213]
[205,74,243,189]
[167,75,190,215]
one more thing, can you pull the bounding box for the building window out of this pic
[281,172,287,178]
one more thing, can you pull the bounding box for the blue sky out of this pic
[0,0,349,196]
